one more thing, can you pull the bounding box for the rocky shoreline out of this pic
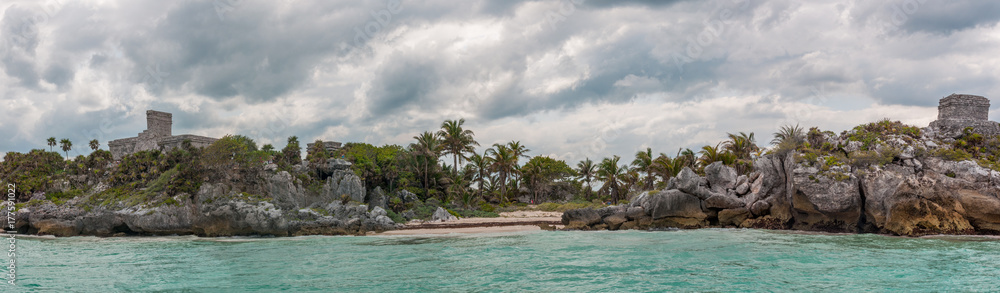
[2,162,402,237]
[562,136,1000,236]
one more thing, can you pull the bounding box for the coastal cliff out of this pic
[2,157,400,237]
[562,122,1000,236]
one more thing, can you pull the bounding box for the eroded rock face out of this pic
[791,166,862,232]
[643,190,707,225]
[323,170,366,203]
[432,207,458,222]
[705,162,738,193]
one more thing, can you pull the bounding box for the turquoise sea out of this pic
[6,229,1000,292]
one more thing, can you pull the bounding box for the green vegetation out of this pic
[535,200,605,212]
[6,114,998,221]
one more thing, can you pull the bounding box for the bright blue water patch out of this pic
[6,229,1000,292]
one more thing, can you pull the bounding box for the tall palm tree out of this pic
[59,138,72,158]
[47,137,57,152]
[576,158,596,200]
[486,143,517,204]
[410,131,442,198]
[437,119,479,173]
[89,139,100,151]
[467,152,492,203]
[506,141,530,188]
[521,159,545,204]
[597,156,626,204]
[631,147,654,191]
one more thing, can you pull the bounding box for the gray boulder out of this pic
[674,168,701,194]
[705,162,737,192]
[431,207,458,222]
[790,165,862,231]
[704,194,745,209]
[322,170,366,203]
[642,190,707,220]
[367,187,388,210]
[561,209,602,227]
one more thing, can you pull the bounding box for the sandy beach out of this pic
[378,211,563,235]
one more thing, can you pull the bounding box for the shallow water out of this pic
[6,229,1000,292]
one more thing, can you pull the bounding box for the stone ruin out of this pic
[108,110,218,160]
[928,94,1000,139]
[306,141,343,154]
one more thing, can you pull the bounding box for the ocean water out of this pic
[6,229,1000,292]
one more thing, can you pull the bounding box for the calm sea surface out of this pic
[6,229,1000,292]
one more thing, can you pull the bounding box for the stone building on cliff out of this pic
[108,110,218,159]
[928,94,1000,139]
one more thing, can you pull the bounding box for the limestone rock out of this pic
[603,215,628,230]
[705,162,737,192]
[642,190,707,220]
[322,170,366,204]
[791,165,862,232]
[718,208,751,226]
[561,209,602,227]
[431,207,458,222]
[749,201,771,217]
[674,168,701,195]
[704,194,745,209]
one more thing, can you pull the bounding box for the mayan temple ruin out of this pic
[108,110,218,159]
[928,94,1000,139]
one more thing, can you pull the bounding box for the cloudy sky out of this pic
[3,0,1000,163]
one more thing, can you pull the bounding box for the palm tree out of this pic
[47,137,56,152]
[467,152,492,203]
[678,148,697,169]
[724,132,758,160]
[437,119,479,173]
[576,158,596,200]
[411,131,442,199]
[652,153,683,185]
[597,156,626,204]
[631,147,654,191]
[282,136,301,166]
[59,138,72,158]
[723,132,758,174]
[486,143,517,204]
[505,141,530,186]
[772,124,806,151]
[698,142,736,167]
[521,159,545,204]
[89,139,100,151]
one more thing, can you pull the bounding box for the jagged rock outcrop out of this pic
[431,207,458,222]
[562,143,1000,236]
[322,169,366,203]
[8,167,399,237]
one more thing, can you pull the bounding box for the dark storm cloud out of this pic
[3,0,1000,161]
[367,56,442,115]
[899,1,1000,34]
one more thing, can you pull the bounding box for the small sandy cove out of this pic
[378,211,563,235]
